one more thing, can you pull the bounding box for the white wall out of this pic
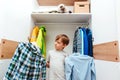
[116,0,120,37]
[0,0,35,42]
[0,0,120,80]
[95,60,120,80]
[91,0,118,44]
[116,0,120,53]
[0,59,11,79]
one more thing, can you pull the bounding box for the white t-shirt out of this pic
[47,50,68,80]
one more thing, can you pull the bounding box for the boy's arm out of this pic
[46,51,50,68]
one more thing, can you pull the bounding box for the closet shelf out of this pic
[31,13,91,24]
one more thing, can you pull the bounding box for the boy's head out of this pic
[55,34,69,51]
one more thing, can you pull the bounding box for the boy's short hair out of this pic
[55,34,69,45]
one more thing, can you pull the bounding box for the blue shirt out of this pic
[65,53,96,80]
[86,28,93,57]
[82,28,88,55]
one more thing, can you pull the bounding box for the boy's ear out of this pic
[63,44,67,48]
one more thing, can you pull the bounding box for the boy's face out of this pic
[54,38,66,51]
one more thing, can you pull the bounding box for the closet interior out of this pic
[0,0,119,62]
[31,10,91,57]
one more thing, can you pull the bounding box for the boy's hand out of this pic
[46,61,50,68]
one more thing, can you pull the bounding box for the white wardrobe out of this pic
[0,0,120,80]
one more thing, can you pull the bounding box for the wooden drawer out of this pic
[37,0,81,6]
[0,39,18,59]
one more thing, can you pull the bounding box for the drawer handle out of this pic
[79,5,85,7]
[1,55,4,58]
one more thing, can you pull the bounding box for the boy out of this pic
[46,34,69,80]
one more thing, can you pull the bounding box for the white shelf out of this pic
[31,13,91,24]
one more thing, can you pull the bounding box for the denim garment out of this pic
[65,53,96,80]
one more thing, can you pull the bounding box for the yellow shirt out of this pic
[30,26,39,42]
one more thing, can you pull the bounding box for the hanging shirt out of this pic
[73,27,84,55]
[30,26,39,42]
[47,50,68,80]
[65,53,96,80]
[4,42,46,80]
[79,29,84,55]
[81,28,88,55]
[36,25,46,58]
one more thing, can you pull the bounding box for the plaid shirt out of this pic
[4,42,46,80]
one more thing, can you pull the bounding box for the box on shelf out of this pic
[74,1,90,13]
